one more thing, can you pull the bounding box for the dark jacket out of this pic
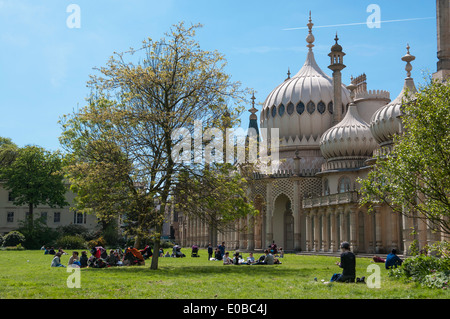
[385,253,403,269]
[339,251,356,277]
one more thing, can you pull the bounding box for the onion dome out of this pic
[330,33,343,52]
[320,84,377,160]
[260,13,351,144]
[370,45,417,146]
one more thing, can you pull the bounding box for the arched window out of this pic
[296,101,305,115]
[324,178,330,195]
[278,103,285,117]
[328,101,333,114]
[287,102,294,115]
[272,105,277,118]
[317,101,326,114]
[338,176,351,193]
[307,101,315,114]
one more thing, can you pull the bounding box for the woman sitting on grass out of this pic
[51,252,66,267]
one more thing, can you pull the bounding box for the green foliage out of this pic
[401,255,450,288]
[0,136,18,166]
[101,221,123,247]
[3,231,25,247]
[55,235,87,250]
[359,79,450,235]
[423,271,450,289]
[56,224,89,239]
[17,216,59,249]
[0,145,69,227]
[87,237,107,249]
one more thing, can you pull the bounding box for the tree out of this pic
[61,117,156,246]
[0,145,69,228]
[359,79,450,236]
[60,22,250,269]
[0,137,18,166]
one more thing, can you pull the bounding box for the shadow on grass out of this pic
[83,263,312,278]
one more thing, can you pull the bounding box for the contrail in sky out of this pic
[282,17,434,31]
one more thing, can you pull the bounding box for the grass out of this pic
[0,249,449,299]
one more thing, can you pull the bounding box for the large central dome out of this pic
[260,17,351,146]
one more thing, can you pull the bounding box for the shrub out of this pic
[55,235,87,249]
[5,243,25,250]
[87,237,107,249]
[422,271,450,289]
[402,255,450,288]
[57,224,89,238]
[18,216,59,249]
[3,231,25,247]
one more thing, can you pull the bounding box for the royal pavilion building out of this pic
[173,1,449,255]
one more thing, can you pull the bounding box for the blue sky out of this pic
[0,0,438,152]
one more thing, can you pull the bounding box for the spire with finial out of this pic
[401,43,415,78]
[331,32,343,52]
[285,67,291,81]
[247,91,259,139]
[248,91,258,120]
[306,11,315,51]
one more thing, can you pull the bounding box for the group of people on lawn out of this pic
[48,239,404,285]
[206,241,283,265]
[48,245,155,268]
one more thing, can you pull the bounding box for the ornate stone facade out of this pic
[174,3,449,255]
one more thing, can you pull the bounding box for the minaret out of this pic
[434,0,450,80]
[328,33,346,125]
[248,92,259,137]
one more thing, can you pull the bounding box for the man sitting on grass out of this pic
[333,242,355,283]
[385,249,403,269]
[254,249,275,265]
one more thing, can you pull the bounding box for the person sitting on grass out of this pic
[233,252,244,265]
[254,249,274,265]
[329,242,357,283]
[51,252,66,267]
[106,249,119,266]
[223,252,232,265]
[246,252,255,264]
[79,251,88,268]
[214,247,223,261]
[385,249,403,269]
[68,251,80,267]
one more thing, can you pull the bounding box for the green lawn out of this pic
[0,249,449,299]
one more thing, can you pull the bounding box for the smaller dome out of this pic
[320,103,377,160]
[370,45,417,146]
[330,33,342,52]
[369,78,416,145]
